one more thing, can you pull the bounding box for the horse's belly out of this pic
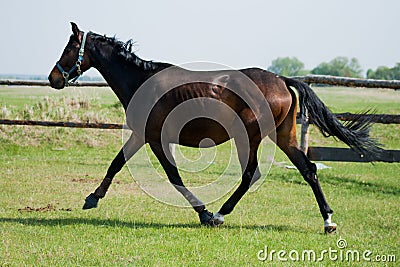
[177,118,231,147]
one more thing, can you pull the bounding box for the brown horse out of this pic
[49,23,381,233]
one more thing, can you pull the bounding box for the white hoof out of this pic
[324,213,337,234]
[211,212,224,226]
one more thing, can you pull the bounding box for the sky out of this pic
[0,0,399,77]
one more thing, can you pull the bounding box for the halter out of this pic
[56,32,88,86]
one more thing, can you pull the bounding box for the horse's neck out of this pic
[89,41,150,109]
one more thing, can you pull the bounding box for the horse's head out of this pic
[48,22,92,89]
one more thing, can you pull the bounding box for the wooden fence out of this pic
[292,76,400,163]
[1,75,399,162]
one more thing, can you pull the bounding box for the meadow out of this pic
[0,85,399,266]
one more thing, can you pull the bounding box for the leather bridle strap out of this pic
[56,31,88,86]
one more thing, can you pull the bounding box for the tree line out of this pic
[267,57,400,80]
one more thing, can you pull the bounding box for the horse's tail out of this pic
[283,77,382,157]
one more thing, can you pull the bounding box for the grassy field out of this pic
[0,85,399,266]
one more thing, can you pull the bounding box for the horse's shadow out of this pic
[0,216,301,232]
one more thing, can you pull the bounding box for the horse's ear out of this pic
[70,22,80,39]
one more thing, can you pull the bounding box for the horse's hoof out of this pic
[210,212,224,227]
[82,193,99,210]
[324,214,337,234]
[324,224,337,234]
[199,209,213,226]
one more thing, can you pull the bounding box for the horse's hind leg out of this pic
[83,133,143,209]
[274,104,337,233]
[149,142,213,225]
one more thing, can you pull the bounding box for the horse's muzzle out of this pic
[48,70,65,90]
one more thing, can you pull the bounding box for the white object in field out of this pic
[285,163,331,170]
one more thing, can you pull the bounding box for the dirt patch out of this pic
[59,208,73,211]
[72,178,100,184]
[72,178,121,184]
[18,204,72,212]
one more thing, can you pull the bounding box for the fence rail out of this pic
[333,113,400,124]
[292,75,400,90]
[1,75,400,89]
[1,111,399,131]
[0,79,108,87]
[296,113,400,125]
[0,119,124,129]
[1,76,399,162]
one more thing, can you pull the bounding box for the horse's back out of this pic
[136,67,293,145]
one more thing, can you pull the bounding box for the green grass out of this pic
[0,86,399,266]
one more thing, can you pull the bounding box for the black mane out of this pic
[90,32,161,71]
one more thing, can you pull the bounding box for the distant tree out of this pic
[395,63,400,75]
[367,66,392,80]
[311,57,363,78]
[393,63,400,79]
[268,57,306,76]
[367,63,400,80]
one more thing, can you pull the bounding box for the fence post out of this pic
[300,108,309,154]
[299,83,310,154]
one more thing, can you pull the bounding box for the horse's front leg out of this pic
[211,138,261,226]
[149,142,214,225]
[83,134,143,209]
